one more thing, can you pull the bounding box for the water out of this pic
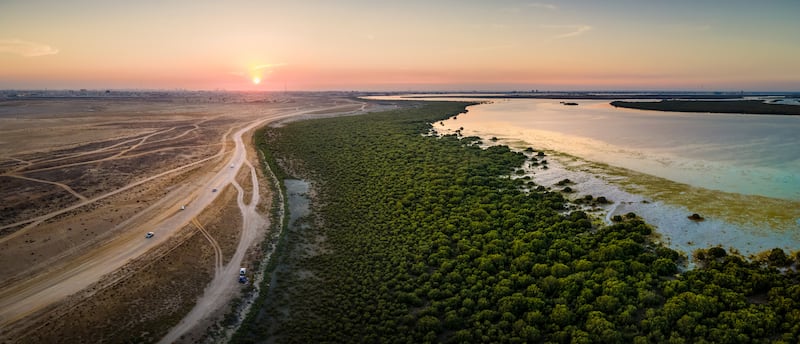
[378,96,800,258]
[446,99,800,200]
[284,179,310,227]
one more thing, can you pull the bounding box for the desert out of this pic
[0,93,370,342]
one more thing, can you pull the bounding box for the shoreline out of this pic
[435,113,800,259]
[237,101,800,342]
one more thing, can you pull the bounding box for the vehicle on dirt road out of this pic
[145,232,154,238]
[238,268,248,283]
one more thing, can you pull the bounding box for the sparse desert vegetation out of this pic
[0,94,375,343]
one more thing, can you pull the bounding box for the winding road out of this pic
[159,103,368,342]
[0,102,365,337]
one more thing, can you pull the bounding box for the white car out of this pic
[239,268,246,276]
[145,232,155,239]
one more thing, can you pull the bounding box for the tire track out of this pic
[192,218,223,277]
[22,131,155,166]
[0,150,226,242]
[17,127,178,174]
[0,110,298,335]
[0,104,341,342]
[107,127,177,159]
[21,114,217,169]
[3,174,88,201]
[159,108,325,344]
[7,157,32,169]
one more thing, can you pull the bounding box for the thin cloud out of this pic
[543,25,593,39]
[0,39,59,57]
[529,3,557,10]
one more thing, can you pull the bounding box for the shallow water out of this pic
[512,151,800,258]
[426,98,800,257]
[284,179,310,227]
[447,99,800,200]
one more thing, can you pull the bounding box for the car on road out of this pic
[212,188,217,192]
[239,268,248,283]
[145,232,154,238]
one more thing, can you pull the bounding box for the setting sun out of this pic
[252,76,261,85]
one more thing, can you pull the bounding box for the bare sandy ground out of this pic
[0,94,374,343]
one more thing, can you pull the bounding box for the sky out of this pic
[1,0,799,91]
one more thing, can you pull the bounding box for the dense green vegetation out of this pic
[235,102,800,343]
[610,100,800,115]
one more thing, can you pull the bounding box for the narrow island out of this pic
[610,99,800,115]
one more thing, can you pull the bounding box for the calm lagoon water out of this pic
[284,179,310,227]
[370,96,800,257]
[448,99,800,200]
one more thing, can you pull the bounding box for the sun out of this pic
[252,76,261,85]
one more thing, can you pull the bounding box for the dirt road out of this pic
[0,103,361,336]
[193,217,223,276]
[158,103,363,342]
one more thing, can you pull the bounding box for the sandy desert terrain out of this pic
[0,93,370,343]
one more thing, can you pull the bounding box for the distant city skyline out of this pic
[2,0,799,91]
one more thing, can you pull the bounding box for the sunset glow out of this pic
[252,76,261,85]
[1,1,799,91]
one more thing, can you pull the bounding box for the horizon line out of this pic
[2,88,800,94]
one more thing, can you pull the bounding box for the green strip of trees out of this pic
[610,100,800,115]
[235,101,800,344]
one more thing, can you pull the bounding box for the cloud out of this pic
[0,39,59,57]
[528,3,557,10]
[543,25,593,39]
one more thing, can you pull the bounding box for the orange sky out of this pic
[1,1,799,91]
